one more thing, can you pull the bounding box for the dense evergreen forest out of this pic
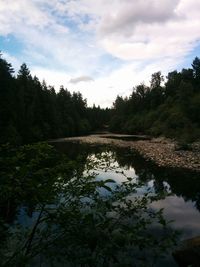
[1,52,200,144]
[0,53,110,145]
[111,57,200,142]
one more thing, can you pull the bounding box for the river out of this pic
[52,141,200,267]
[6,138,199,267]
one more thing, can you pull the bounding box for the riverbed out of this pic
[50,133,200,172]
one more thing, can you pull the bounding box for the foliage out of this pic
[0,143,178,267]
[0,53,111,145]
[1,52,199,143]
[110,57,200,142]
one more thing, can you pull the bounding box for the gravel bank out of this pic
[50,134,200,172]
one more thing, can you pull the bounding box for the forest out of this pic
[0,53,110,145]
[111,58,200,143]
[1,52,200,145]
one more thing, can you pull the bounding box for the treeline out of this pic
[0,53,110,145]
[1,53,200,144]
[110,57,200,142]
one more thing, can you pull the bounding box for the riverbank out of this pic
[50,134,200,172]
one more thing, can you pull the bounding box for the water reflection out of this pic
[2,141,199,267]
[151,196,200,239]
[53,141,200,241]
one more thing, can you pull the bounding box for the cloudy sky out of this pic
[0,0,200,107]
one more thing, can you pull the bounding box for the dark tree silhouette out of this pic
[0,53,110,145]
[110,58,200,142]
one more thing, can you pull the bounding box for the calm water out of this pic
[13,141,200,266]
[53,141,200,266]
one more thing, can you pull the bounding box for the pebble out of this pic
[51,134,200,172]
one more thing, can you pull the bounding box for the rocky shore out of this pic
[50,134,200,172]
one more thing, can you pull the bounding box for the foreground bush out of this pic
[0,143,178,267]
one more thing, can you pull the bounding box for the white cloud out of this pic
[44,0,200,63]
[0,0,51,34]
[0,0,104,73]
[1,0,199,64]
[96,0,200,61]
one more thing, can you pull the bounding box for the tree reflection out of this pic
[53,142,200,211]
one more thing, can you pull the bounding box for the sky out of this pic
[0,0,200,107]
